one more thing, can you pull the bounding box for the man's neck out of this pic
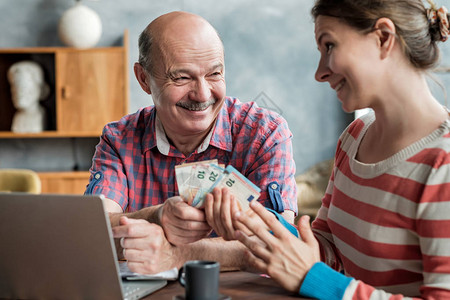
[156,117,215,157]
[170,135,206,157]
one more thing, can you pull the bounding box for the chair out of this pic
[0,169,41,194]
[295,159,334,224]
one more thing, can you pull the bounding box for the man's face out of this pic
[146,24,226,141]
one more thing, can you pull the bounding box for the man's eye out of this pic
[174,76,189,82]
[325,43,334,53]
[210,70,225,79]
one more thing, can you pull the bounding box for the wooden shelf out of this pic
[1,30,129,194]
[0,131,102,138]
[0,46,126,54]
[38,171,90,179]
[38,171,91,195]
[0,30,129,135]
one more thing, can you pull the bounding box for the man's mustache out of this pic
[176,98,217,111]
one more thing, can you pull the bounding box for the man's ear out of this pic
[134,62,152,94]
[373,17,397,59]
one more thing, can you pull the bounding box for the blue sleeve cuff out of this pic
[266,208,299,238]
[299,262,353,299]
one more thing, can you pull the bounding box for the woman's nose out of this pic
[314,57,331,82]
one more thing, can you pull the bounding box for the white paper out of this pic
[119,262,178,281]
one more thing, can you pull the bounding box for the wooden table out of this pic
[145,271,306,299]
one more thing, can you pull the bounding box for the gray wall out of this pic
[0,0,448,175]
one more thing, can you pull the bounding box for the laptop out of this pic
[0,193,167,300]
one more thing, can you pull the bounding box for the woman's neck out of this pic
[356,74,447,163]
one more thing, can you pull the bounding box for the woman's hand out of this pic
[204,187,240,240]
[234,200,320,293]
[204,187,267,240]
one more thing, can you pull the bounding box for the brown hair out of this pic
[138,27,156,75]
[311,0,449,70]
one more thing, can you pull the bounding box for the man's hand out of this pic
[158,196,212,245]
[112,216,182,274]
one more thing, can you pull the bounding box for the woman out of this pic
[232,0,450,299]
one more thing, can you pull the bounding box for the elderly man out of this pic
[85,11,297,273]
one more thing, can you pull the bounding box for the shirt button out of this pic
[270,183,278,190]
[94,173,101,180]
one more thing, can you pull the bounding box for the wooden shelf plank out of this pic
[38,171,90,179]
[0,47,125,54]
[0,131,101,138]
[38,171,91,195]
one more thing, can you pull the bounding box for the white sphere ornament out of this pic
[58,2,102,48]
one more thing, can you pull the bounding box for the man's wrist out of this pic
[173,238,246,271]
[155,204,163,226]
[132,205,163,225]
[172,243,187,269]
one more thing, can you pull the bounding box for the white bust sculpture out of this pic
[7,61,49,133]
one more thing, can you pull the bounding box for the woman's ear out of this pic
[373,17,397,59]
[134,62,152,94]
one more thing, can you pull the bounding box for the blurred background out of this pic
[0,0,449,176]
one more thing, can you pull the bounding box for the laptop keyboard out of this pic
[123,284,145,300]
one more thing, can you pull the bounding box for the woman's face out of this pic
[314,15,382,112]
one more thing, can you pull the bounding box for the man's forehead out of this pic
[147,12,225,74]
[150,12,218,44]
[168,61,224,74]
[158,35,224,67]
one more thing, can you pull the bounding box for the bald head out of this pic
[138,11,224,75]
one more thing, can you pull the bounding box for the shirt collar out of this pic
[141,108,157,154]
[209,98,233,152]
[154,114,219,155]
[155,114,171,155]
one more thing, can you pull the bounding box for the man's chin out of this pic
[184,118,216,133]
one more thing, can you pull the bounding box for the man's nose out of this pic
[190,78,212,102]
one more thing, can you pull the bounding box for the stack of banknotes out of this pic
[175,159,261,211]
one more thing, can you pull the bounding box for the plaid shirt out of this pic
[86,97,297,214]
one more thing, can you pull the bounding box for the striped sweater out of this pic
[310,112,450,299]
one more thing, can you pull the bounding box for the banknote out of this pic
[176,161,260,211]
[175,159,218,205]
[206,165,261,211]
[191,163,225,208]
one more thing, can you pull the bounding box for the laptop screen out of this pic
[0,193,166,300]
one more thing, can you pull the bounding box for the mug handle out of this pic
[178,266,186,287]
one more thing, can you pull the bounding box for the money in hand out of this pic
[191,163,224,208]
[207,165,261,211]
[175,159,219,206]
[175,160,261,211]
